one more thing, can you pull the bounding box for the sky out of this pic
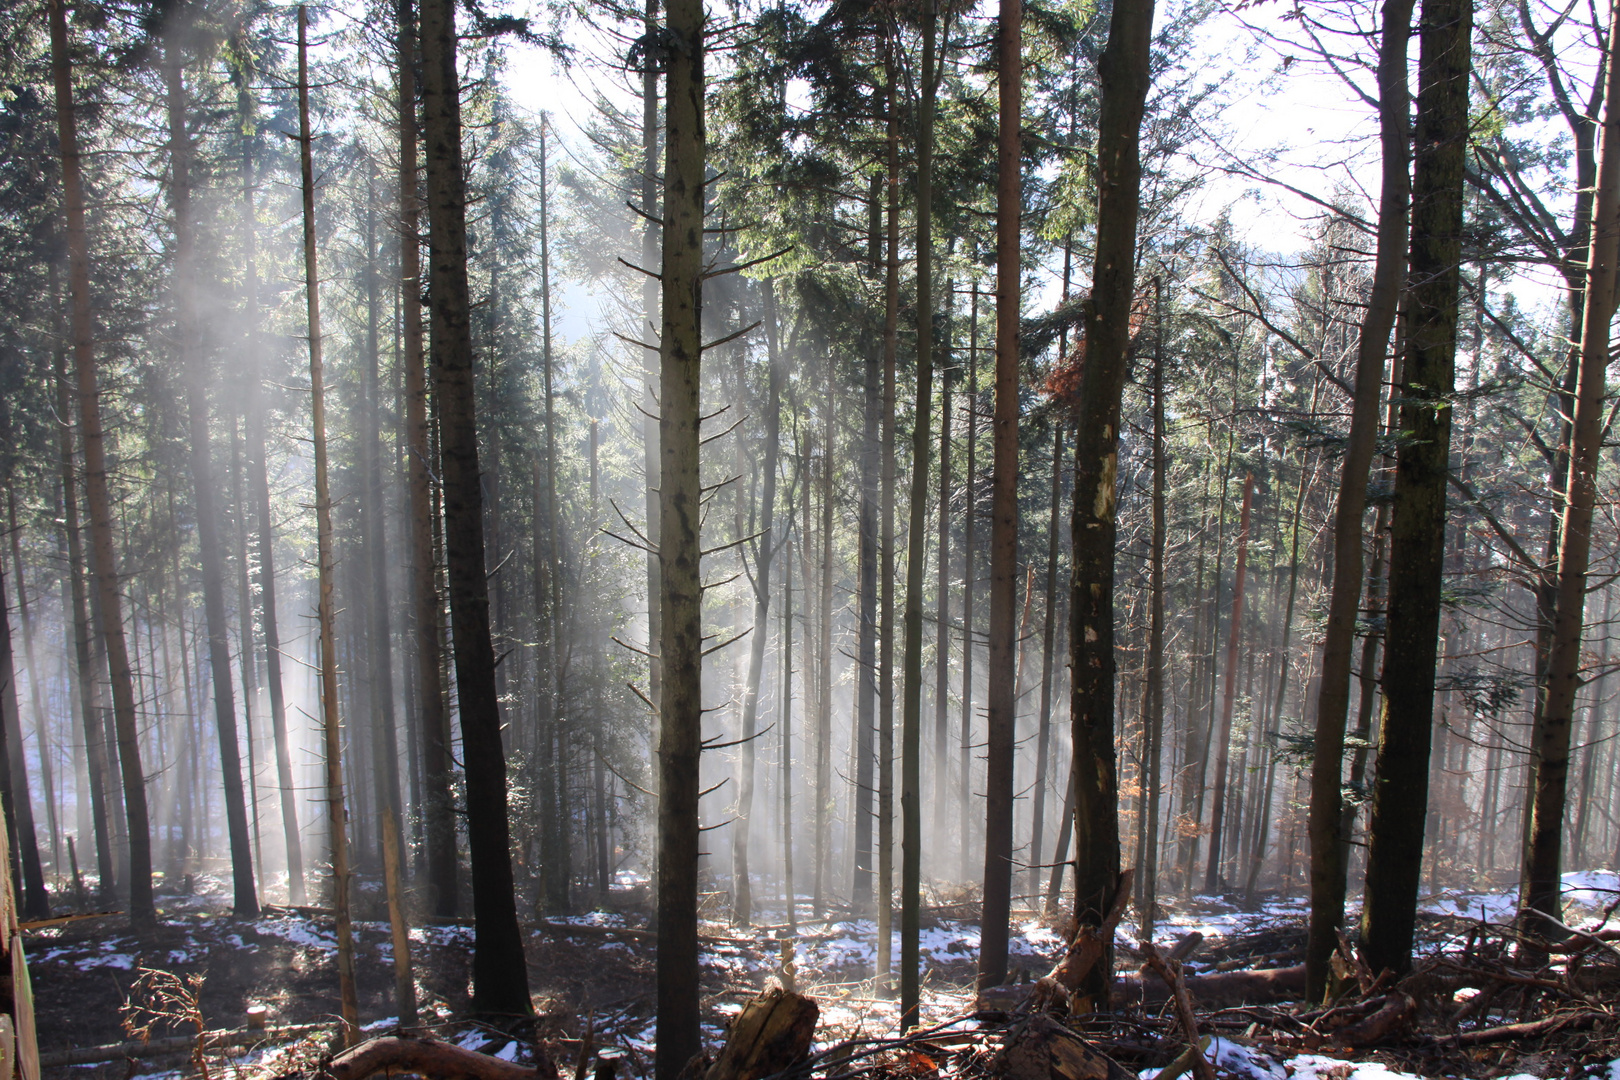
[488,0,1575,345]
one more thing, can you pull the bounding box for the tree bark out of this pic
[1305,0,1412,999]
[1202,475,1253,892]
[900,0,938,1024]
[48,0,154,931]
[979,0,1022,991]
[1360,0,1471,978]
[1523,0,1620,935]
[419,0,531,1014]
[397,0,455,917]
[1068,0,1154,1003]
[654,0,705,1065]
[1138,277,1166,940]
[732,282,782,930]
[297,6,359,1041]
[854,178,881,916]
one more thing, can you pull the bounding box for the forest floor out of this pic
[25,871,1620,1080]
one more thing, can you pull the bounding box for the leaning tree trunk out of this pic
[297,6,359,1042]
[900,0,939,1025]
[654,0,705,1068]
[165,31,258,917]
[48,0,154,931]
[1360,0,1471,979]
[1524,0,1620,936]
[979,0,1023,992]
[420,0,531,1016]
[1068,0,1155,1006]
[1305,0,1412,1000]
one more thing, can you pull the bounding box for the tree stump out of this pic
[704,987,819,1080]
[994,1014,1135,1080]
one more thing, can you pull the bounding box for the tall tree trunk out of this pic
[420,0,532,1014]
[782,527,796,929]
[164,31,258,915]
[53,331,115,901]
[854,180,881,915]
[877,52,899,989]
[298,7,359,1040]
[1203,475,1254,892]
[732,282,782,929]
[935,290,954,839]
[961,282,979,881]
[48,0,154,931]
[539,117,568,916]
[1305,0,1412,998]
[397,0,454,917]
[642,0,663,710]
[1137,277,1166,939]
[0,558,48,919]
[1068,0,1154,1003]
[654,0,705,1064]
[1360,0,1471,977]
[980,0,1022,989]
[815,356,833,919]
[362,165,404,864]
[900,0,938,1024]
[8,495,61,875]
[1524,0,1620,935]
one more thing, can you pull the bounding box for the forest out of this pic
[2,0,1620,1075]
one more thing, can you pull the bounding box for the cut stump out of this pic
[704,987,818,1080]
[994,1014,1136,1080]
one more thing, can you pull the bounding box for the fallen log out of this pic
[994,1013,1137,1080]
[535,921,759,948]
[1433,1010,1608,1047]
[324,1036,560,1080]
[704,987,818,1080]
[1113,965,1306,1008]
[39,1024,326,1068]
[1329,993,1414,1047]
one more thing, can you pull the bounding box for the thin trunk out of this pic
[877,50,899,989]
[49,0,153,930]
[0,557,48,919]
[815,358,833,920]
[961,283,979,881]
[298,6,359,1040]
[8,496,60,876]
[540,117,567,915]
[900,0,937,1023]
[854,179,881,915]
[165,32,257,915]
[732,281,782,929]
[1138,277,1166,939]
[1203,475,1254,892]
[1360,0,1471,977]
[1524,0,1620,934]
[1305,0,1412,998]
[362,165,404,860]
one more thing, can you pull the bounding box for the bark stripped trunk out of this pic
[49,0,154,931]
[1360,0,1471,977]
[1305,0,1412,999]
[654,0,705,1066]
[420,0,531,1014]
[1068,0,1154,1004]
[297,6,359,1041]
